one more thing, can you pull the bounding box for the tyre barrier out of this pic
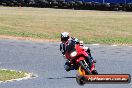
[0,0,132,11]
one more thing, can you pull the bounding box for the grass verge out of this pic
[0,7,132,45]
[0,69,27,82]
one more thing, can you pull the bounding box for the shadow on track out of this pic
[48,77,76,79]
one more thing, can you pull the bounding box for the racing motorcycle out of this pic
[64,41,98,85]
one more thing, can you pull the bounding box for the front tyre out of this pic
[76,75,87,85]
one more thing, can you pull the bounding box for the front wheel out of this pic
[76,75,87,85]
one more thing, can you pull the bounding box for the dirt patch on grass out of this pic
[0,35,59,43]
[0,35,132,46]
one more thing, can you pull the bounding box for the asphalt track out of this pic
[0,39,131,88]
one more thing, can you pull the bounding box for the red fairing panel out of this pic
[76,57,85,63]
[90,63,95,72]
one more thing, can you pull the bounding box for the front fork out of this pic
[79,60,92,75]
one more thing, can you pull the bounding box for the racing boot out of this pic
[64,60,75,72]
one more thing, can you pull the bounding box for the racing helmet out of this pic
[61,32,69,42]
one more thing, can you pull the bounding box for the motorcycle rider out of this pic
[60,32,94,72]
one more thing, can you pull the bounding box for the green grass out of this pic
[0,7,132,44]
[0,69,26,82]
[0,28,50,39]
